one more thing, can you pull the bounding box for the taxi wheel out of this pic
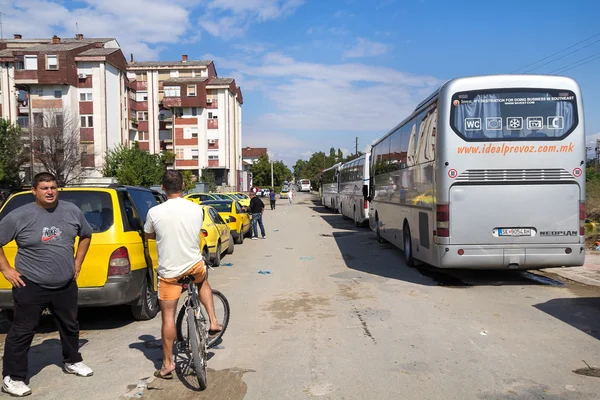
[213,243,222,267]
[226,238,235,254]
[235,229,244,244]
[131,276,159,321]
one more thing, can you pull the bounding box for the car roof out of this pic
[201,200,233,204]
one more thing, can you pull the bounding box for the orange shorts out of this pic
[158,260,206,301]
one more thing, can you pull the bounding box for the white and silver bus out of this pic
[368,74,585,270]
[299,179,311,192]
[321,164,341,211]
[338,153,371,225]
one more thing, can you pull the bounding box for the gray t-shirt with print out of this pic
[0,200,93,289]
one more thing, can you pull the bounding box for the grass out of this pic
[586,179,600,248]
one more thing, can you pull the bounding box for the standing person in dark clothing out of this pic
[249,192,266,239]
[269,188,276,210]
[0,172,93,397]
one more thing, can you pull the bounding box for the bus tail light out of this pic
[436,204,449,237]
[580,201,585,236]
[363,199,368,209]
[108,247,131,276]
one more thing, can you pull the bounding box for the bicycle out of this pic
[175,270,230,390]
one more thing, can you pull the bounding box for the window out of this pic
[208,155,218,160]
[174,108,183,117]
[138,131,149,141]
[164,86,181,97]
[46,55,58,70]
[80,115,93,128]
[170,70,179,78]
[208,112,217,119]
[135,91,147,102]
[79,92,93,101]
[24,55,37,70]
[187,85,197,97]
[55,113,64,129]
[54,90,62,99]
[136,111,148,121]
[176,148,184,159]
[191,127,198,138]
[191,108,197,116]
[15,61,24,70]
[191,149,199,160]
[33,113,43,128]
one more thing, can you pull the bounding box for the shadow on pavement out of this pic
[533,297,600,341]
[27,338,90,382]
[311,203,576,288]
[129,334,164,371]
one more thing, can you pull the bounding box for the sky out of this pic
[1,0,600,167]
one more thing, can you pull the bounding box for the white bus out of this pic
[338,153,370,225]
[368,74,585,270]
[321,164,341,211]
[299,179,311,192]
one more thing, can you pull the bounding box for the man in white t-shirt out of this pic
[144,170,222,380]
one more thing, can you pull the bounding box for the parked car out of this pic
[199,204,233,266]
[280,190,289,199]
[184,192,217,204]
[201,200,251,244]
[0,185,167,320]
[224,192,251,208]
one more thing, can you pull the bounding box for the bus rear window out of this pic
[450,89,577,141]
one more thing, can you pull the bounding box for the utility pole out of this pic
[355,137,359,156]
[270,159,274,188]
[0,11,6,40]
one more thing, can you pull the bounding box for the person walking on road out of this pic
[288,187,294,206]
[0,172,94,397]
[144,170,223,380]
[269,188,276,210]
[249,192,266,239]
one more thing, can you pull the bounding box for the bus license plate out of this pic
[499,228,531,236]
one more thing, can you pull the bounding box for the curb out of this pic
[542,267,600,287]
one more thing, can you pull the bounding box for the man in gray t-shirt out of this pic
[0,173,93,397]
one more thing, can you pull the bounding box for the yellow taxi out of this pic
[280,189,289,199]
[201,200,251,244]
[225,192,251,208]
[199,204,233,266]
[0,186,164,320]
[184,192,217,204]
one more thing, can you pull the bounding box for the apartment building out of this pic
[0,34,130,181]
[127,55,243,188]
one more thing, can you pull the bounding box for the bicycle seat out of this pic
[177,275,195,285]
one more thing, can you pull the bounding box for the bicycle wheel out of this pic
[176,290,230,349]
[187,310,207,390]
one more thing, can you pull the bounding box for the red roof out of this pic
[242,147,267,158]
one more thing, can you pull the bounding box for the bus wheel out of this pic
[376,217,384,243]
[341,204,349,220]
[403,224,415,268]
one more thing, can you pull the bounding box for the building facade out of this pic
[127,56,243,188]
[242,147,268,189]
[0,34,130,181]
[0,35,244,189]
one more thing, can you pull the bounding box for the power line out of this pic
[512,31,600,73]
[523,38,600,73]
[552,53,600,74]
[549,51,600,74]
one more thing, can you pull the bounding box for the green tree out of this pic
[272,160,292,185]
[102,142,164,186]
[293,159,307,180]
[200,169,217,192]
[250,154,272,186]
[0,119,27,189]
[181,170,196,191]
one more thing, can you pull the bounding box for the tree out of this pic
[33,110,89,186]
[200,169,217,192]
[272,160,292,186]
[249,154,271,187]
[0,119,28,189]
[293,159,307,180]
[102,142,164,186]
[181,170,196,191]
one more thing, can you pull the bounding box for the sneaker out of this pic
[262,236,266,239]
[64,362,93,377]
[251,237,258,240]
[2,376,32,397]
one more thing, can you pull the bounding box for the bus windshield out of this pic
[450,89,577,141]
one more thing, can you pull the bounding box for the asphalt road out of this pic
[1,192,599,399]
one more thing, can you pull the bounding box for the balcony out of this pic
[130,81,148,91]
[208,160,219,167]
[207,119,218,129]
[14,70,38,83]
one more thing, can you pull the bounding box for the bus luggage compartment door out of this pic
[449,184,580,245]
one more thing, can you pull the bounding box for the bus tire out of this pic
[403,223,415,268]
[341,204,349,220]
[376,215,384,243]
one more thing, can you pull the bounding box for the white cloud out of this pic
[1,0,198,60]
[199,0,304,39]
[343,37,391,58]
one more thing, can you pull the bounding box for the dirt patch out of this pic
[131,367,252,400]
[263,291,331,321]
